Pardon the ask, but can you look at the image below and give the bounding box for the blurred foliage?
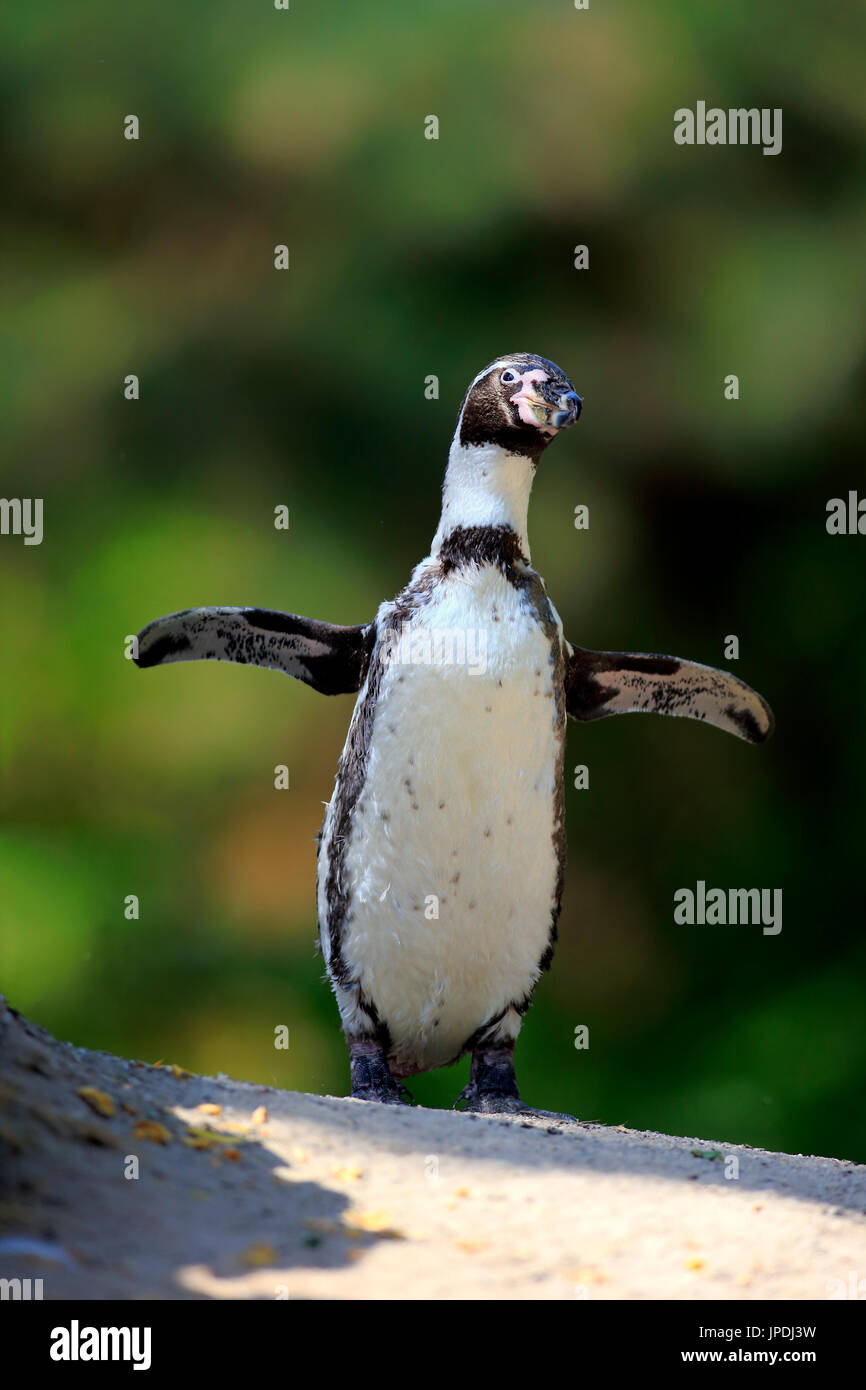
[1,1,865,1161]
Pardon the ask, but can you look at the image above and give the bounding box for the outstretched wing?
[565,644,773,744]
[134,606,372,696]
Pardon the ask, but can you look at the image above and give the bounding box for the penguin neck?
[431,435,536,563]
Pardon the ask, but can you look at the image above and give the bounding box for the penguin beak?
[551,389,583,429]
[510,384,583,435]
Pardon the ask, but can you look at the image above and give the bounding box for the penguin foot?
[348,1038,411,1106]
[453,1042,525,1114]
[454,1042,577,1121]
[454,1084,526,1115]
[352,1083,413,1105]
[454,1087,576,1122]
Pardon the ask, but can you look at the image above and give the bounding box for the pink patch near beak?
[509,369,558,435]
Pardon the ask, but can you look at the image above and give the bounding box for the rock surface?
[1,1001,864,1300]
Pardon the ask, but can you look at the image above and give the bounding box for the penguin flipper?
[134,606,372,695]
[564,644,774,744]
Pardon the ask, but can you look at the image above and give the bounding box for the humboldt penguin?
[135,353,773,1114]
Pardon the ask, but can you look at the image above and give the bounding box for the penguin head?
[457,353,582,461]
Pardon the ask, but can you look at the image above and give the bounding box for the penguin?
[134,352,773,1115]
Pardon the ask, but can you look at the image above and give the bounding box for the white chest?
[320,565,566,1073]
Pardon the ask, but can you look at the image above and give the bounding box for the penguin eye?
[500,369,520,385]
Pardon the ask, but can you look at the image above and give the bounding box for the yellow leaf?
[196,1103,222,1116]
[252,1106,268,1125]
[345,1210,405,1239]
[331,1164,363,1182]
[132,1120,171,1145]
[77,1087,115,1119]
[185,1126,244,1146]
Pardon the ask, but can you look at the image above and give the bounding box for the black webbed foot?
[453,1042,524,1114]
[348,1039,412,1105]
[453,1042,576,1122]
[454,1084,526,1115]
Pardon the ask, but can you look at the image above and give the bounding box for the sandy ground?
[1,998,864,1301]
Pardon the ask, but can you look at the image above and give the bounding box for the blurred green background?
[1,1,865,1161]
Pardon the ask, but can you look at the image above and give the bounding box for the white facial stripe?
[461,363,552,417]
[455,359,512,431]
[468,359,511,392]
